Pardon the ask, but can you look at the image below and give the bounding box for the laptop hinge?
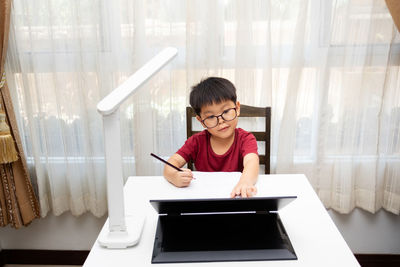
[256,210,272,214]
[163,211,276,216]
[167,212,180,216]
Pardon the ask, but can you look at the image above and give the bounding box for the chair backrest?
[186,105,271,174]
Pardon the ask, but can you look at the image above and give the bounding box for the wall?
[0,209,399,253]
[328,209,400,254]
[0,212,106,250]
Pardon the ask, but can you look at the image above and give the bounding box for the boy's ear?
[236,101,241,116]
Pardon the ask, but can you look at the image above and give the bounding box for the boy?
[163,77,259,198]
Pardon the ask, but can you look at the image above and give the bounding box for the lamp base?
[97,214,145,249]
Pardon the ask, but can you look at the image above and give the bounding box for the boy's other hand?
[230,182,257,198]
[171,168,194,188]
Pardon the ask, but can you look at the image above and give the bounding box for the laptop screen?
[150,196,296,215]
[150,196,297,263]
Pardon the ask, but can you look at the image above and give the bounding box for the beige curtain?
[0,0,40,228]
[5,0,400,216]
[386,0,400,32]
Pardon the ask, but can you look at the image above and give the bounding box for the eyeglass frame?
[200,107,238,129]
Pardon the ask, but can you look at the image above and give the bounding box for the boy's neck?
[209,129,236,155]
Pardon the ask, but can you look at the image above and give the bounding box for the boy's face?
[196,100,241,140]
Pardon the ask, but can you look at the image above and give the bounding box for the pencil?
[150,153,196,179]
[150,153,183,172]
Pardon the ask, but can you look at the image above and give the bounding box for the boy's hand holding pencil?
[170,168,194,188]
[151,153,195,188]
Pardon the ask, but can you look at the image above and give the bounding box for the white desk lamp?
[96,47,178,249]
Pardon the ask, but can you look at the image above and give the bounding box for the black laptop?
[150,196,297,263]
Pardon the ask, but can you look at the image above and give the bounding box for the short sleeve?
[176,135,199,163]
[240,131,258,157]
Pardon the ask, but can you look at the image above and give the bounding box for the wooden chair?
[186,105,271,174]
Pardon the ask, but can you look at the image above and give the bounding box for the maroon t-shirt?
[177,128,258,172]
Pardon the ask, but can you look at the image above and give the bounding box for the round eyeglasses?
[201,107,237,129]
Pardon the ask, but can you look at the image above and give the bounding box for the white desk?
[83,173,360,267]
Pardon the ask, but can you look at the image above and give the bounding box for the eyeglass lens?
[203,108,237,128]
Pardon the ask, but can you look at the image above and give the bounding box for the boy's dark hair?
[189,77,237,115]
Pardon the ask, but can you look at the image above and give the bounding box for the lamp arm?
[97,47,178,115]
[96,47,178,248]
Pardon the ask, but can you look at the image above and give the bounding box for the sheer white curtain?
[5,0,400,217]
